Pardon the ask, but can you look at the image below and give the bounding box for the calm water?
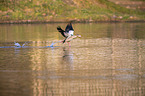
[0,23,145,96]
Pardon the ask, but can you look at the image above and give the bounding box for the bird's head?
[76,34,81,38]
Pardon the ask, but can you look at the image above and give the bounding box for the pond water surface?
[0,23,145,96]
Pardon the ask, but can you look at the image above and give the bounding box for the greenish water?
[0,23,145,96]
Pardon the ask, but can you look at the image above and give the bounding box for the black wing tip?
[57,26,66,38]
[57,26,61,30]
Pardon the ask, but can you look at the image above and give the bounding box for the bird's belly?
[69,30,74,36]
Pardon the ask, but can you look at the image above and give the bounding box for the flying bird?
[57,22,81,46]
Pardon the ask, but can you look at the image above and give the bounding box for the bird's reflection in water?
[14,48,21,56]
[62,47,74,70]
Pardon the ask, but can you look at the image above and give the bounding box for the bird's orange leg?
[67,42,71,47]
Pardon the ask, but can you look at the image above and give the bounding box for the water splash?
[46,41,61,47]
[50,42,56,47]
[14,41,28,48]
[0,41,61,48]
[22,42,27,47]
[14,42,21,48]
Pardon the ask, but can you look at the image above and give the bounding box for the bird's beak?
[77,34,81,38]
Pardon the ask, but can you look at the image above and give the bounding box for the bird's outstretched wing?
[65,23,74,32]
[57,26,66,37]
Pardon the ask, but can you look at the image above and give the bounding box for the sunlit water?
[0,23,145,96]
